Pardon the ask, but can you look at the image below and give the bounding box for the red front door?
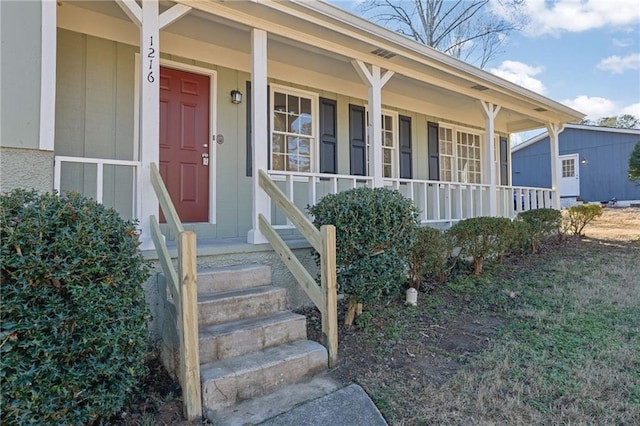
[159,66,210,222]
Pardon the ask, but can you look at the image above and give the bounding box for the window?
[439,127,454,181]
[366,111,398,178]
[439,125,482,183]
[271,88,316,172]
[382,114,396,178]
[562,158,575,178]
[456,131,481,183]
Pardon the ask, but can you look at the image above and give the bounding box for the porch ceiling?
[64,0,584,133]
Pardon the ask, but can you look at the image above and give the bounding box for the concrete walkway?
[259,384,388,426]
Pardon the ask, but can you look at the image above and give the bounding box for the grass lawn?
[321,208,640,425]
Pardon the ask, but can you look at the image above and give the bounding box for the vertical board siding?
[215,67,240,238]
[0,1,42,150]
[55,29,136,218]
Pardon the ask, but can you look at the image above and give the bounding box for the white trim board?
[39,0,56,151]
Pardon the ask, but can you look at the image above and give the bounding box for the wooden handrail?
[259,170,322,252]
[149,162,201,421]
[150,162,184,237]
[258,170,338,366]
[258,214,324,308]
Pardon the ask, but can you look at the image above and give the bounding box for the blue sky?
[328,0,640,140]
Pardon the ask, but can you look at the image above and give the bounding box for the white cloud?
[494,0,640,36]
[489,60,546,94]
[612,38,634,48]
[561,96,640,120]
[622,103,640,118]
[597,53,640,74]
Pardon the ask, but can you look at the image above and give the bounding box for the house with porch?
[1,0,584,421]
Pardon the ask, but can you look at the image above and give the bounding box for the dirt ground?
[114,207,639,425]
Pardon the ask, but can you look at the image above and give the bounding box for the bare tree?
[580,115,640,129]
[361,0,526,68]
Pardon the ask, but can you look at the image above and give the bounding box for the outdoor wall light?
[230,89,243,104]
[581,157,588,165]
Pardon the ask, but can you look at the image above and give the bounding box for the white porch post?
[352,60,394,188]
[116,0,191,249]
[480,101,501,216]
[248,28,270,244]
[547,123,564,209]
[112,0,161,250]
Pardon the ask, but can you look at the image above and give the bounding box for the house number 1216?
[147,36,156,83]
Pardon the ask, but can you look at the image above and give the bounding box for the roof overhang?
[61,0,585,133]
[512,123,640,153]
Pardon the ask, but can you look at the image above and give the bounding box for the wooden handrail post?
[320,225,338,367]
[179,231,202,420]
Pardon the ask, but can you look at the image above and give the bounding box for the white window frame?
[562,158,575,178]
[365,108,399,178]
[438,126,454,182]
[438,123,483,184]
[269,84,319,173]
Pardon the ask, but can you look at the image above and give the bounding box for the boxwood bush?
[1,190,151,425]
[407,225,455,288]
[448,217,513,275]
[517,208,562,253]
[566,203,603,237]
[308,187,418,324]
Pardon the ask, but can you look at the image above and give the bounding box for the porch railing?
[53,155,141,218]
[149,162,201,421]
[266,170,556,227]
[258,170,338,367]
[384,178,491,224]
[498,185,555,218]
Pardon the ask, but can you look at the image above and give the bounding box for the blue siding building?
[512,124,640,205]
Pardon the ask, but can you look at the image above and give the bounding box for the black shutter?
[319,98,337,174]
[427,121,440,180]
[349,104,366,176]
[399,115,412,179]
[245,82,270,176]
[499,135,509,185]
[246,81,252,176]
[267,85,270,170]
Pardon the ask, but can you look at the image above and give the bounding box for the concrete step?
[206,374,341,426]
[201,340,328,412]
[198,285,287,327]
[197,264,271,295]
[199,311,307,364]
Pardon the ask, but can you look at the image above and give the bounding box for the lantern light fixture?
[230,89,243,104]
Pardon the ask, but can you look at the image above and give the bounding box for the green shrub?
[407,226,455,288]
[1,190,151,425]
[566,204,603,237]
[448,217,513,275]
[507,219,533,255]
[517,208,562,253]
[308,187,418,324]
